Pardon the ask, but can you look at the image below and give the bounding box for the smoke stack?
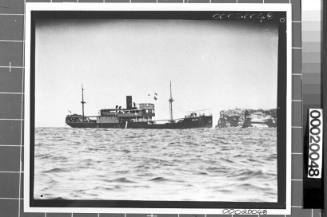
[126,96,132,109]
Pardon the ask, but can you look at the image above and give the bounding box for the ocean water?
[34,127,277,202]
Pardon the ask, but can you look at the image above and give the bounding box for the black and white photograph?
[24,3,292,213]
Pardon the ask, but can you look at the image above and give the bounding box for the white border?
[24,3,292,215]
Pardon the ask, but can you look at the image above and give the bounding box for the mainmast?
[169,81,174,122]
[81,85,86,122]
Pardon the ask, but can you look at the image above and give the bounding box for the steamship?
[65,83,212,129]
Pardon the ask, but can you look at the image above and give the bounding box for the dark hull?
[66,116,212,129]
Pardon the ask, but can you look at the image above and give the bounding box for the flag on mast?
[148,92,158,101]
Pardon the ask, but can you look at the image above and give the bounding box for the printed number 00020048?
[308,109,323,179]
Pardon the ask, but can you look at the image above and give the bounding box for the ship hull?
[66,116,212,129]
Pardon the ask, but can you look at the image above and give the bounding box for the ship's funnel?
[126,96,133,109]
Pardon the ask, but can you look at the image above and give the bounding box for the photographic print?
[24,3,292,214]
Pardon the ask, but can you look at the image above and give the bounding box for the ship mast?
[169,81,174,122]
[81,85,86,122]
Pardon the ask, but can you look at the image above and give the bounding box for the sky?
[35,18,278,127]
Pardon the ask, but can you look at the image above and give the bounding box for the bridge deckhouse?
[99,96,155,122]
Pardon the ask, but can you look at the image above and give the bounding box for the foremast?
[81,85,86,122]
[169,81,174,123]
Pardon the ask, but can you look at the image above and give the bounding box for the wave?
[150,177,169,182]
[106,177,136,183]
[149,177,184,183]
[36,153,52,159]
[237,183,273,192]
[236,169,264,177]
[43,168,67,173]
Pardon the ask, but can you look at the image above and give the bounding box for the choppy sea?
[34,127,277,202]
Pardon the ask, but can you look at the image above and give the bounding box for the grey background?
[0,0,319,217]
